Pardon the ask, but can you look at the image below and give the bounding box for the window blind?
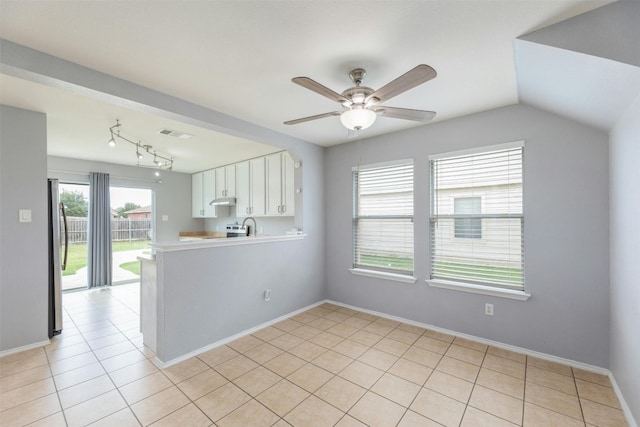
[430,143,524,290]
[353,160,414,275]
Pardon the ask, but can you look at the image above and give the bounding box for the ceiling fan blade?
[292,77,350,104]
[366,64,437,104]
[374,106,436,122]
[284,111,342,125]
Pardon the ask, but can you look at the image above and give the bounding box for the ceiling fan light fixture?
[340,107,376,131]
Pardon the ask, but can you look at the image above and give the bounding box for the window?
[454,197,482,239]
[429,142,524,291]
[353,160,414,276]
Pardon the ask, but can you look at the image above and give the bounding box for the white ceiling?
[0,0,616,173]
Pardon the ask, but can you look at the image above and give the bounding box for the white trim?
[153,300,325,368]
[0,339,50,359]
[428,140,524,160]
[151,296,637,427]
[153,233,306,253]
[427,278,531,301]
[349,268,417,284]
[608,373,639,427]
[326,299,613,374]
[351,157,413,172]
[326,299,638,426]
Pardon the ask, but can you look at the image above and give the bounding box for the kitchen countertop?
[178,231,227,241]
[154,233,306,252]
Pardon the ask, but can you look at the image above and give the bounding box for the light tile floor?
[0,283,629,426]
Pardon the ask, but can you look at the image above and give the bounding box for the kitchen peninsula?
[139,233,308,366]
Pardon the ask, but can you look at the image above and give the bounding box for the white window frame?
[350,159,416,283]
[427,141,530,300]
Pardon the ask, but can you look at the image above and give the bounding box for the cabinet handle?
[282,205,286,213]
[246,207,249,214]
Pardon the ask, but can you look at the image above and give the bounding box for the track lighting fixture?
[107,119,174,171]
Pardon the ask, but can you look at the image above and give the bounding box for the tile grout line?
[3,290,628,427]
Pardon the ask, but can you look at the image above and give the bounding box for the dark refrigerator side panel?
[48,179,63,337]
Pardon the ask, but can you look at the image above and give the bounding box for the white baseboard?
[326,299,637,427]
[608,372,639,427]
[153,300,326,369]
[0,339,50,359]
[152,298,637,427]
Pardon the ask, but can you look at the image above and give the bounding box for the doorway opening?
[110,186,153,285]
[59,183,153,291]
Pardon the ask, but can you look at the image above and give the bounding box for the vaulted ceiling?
[1,0,637,173]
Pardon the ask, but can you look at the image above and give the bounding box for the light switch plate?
[19,209,32,223]
[162,215,169,221]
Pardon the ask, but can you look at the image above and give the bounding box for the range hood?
[209,197,236,206]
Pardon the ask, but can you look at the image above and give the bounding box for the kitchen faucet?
[242,216,257,236]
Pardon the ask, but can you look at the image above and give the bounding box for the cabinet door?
[282,152,295,215]
[191,172,204,217]
[225,165,236,198]
[214,167,226,199]
[265,153,282,215]
[235,161,250,217]
[250,157,266,216]
[203,169,217,217]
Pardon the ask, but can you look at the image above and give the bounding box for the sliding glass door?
[59,183,153,290]
[59,183,90,291]
[109,187,153,285]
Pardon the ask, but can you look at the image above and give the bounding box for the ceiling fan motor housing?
[341,86,375,107]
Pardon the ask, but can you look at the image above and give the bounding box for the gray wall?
[48,156,201,244]
[156,238,325,362]
[0,105,49,351]
[325,103,611,367]
[1,40,327,359]
[609,96,640,421]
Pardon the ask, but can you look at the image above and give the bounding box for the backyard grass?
[358,254,413,272]
[433,261,522,286]
[119,261,140,276]
[62,240,150,276]
[357,255,522,286]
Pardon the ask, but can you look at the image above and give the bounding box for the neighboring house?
[123,205,152,220]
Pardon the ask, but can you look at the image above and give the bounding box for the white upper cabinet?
[192,172,204,217]
[235,158,265,217]
[266,152,295,216]
[192,169,218,218]
[203,169,217,217]
[193,151,292,219]
[236,161,250,217]
[215,165,236,199]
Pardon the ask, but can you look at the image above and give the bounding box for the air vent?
[157,128,193,139]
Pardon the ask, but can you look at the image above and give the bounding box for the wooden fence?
[65,217,152,244]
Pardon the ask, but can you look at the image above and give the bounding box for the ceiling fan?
[284,64,437,132]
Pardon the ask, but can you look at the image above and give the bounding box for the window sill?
[350,268,417,284]
[426,279,531,301]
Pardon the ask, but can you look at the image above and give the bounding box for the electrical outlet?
[485,303,494,316]
[264,289,272,302]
